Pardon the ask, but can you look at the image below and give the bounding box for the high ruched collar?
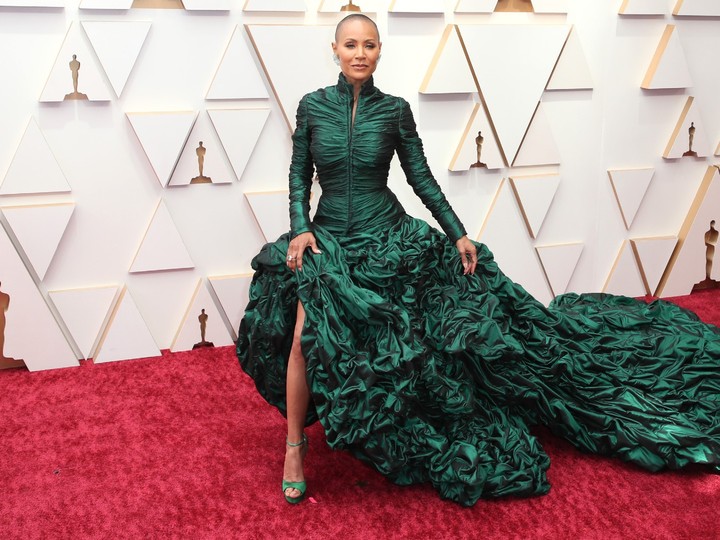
[336,73,377,97]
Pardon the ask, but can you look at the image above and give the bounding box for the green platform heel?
[282,433,308,504]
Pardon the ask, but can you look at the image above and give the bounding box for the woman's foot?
[282,434,308,503]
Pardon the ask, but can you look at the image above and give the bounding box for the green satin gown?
[236,75,720,506]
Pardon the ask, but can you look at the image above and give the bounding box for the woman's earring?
[333,54,340,66]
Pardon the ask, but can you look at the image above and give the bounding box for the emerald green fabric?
[237,75,720,506]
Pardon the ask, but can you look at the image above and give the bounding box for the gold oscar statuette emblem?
[494,0,534,12]
[682,122,698,157]
[193,308,215,349]
[64,54,89,101]
[692,219,720,292]
[190,142,212,184]
[0,281,26,370]
[341,0,361,12]
[470,131,487,169]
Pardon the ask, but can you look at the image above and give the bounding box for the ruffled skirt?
[236,215,720,506]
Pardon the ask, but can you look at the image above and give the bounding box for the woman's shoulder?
[300,83,339,104]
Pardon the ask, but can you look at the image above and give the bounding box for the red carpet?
[1,291,720,539]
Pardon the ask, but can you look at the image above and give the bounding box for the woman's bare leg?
[283,301,310,498]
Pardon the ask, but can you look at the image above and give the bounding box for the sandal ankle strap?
[286,433,308,447]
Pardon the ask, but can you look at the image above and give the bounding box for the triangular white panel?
[129,200,195,273]
[126,111,198,187]
[454,0,495,12]
[209,274,253,341]
[40,22,113,102]
[94,287,161,363]
[80,0,133,8]
[0,0,63,5]
[171,280,234,352]
[82,21,151,98]
[450,102,504,171]
[546,28,593,91]
[603,241,646,298]
[478,180,553,305]
[2,204,75,281]
[208,109,270,183]
[49,286,119,359]
[243,0,306,10]
[673,0,720,16]
[663,97,711,159]
[247,25,337,131]
[420,25,477,95]
[183,0,231,9]
[534,0,567,12]
[716,141,720,156]
[0,227,77,371]
[245,191,291,242]
[319,0,385,12]
[659,167,720,297]
[459,24,570,164]
[607,168,654,230]
[535,243,583,297]
[509,174,560,239]
[0,119,71,196]
[168,113,235,186]
[630,237,677,296]
[512,103,561,167]
[390,0,444,12]
[206,26,269,100]
[619,0,667,15]
[641,25,692,90]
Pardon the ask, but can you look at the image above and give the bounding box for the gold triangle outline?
[455,25,509,168]
[655,165,719,296]
[508,173,559,239]
[534,242,583,297]
[629,236,677,296]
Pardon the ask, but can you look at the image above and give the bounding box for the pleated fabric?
[237,216,720,506]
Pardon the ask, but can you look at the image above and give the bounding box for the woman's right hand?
[286,232,322,272]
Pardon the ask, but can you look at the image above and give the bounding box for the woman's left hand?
[455,235,477,275]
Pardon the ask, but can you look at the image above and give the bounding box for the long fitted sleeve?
[288,96,315,237]
[396,98,467,243]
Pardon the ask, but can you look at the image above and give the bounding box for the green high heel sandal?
[282,433,308,504]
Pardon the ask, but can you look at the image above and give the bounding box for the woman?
[237,14,720,506]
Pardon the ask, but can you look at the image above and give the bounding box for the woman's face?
[332,18,381,87]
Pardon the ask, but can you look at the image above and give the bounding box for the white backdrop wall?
[0,0,719,370]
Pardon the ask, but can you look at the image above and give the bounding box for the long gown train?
[237,215,720,506]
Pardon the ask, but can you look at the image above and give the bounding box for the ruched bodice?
[237,75,720,506]
[289,75,466,242]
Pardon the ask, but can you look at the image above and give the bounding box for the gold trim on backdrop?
[629,237,678,296]
[508,174,559,239]
[455,25,509,167]
[494,0,533,12]
[641,25,675,89]
[419,24,454,94]
[511,101,540,167]
[476,178,506,240]
[602,240,633,293]
[663,96,693,158]
[544,25,574,91]
[655,166,719,296]
[132,0,184,8]
[534,243,584,297]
